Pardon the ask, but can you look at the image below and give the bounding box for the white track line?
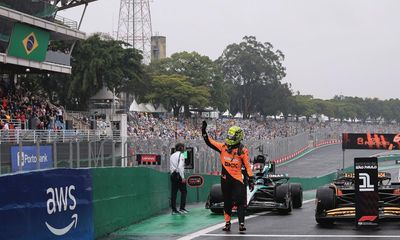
[302,199,315,204]
[202,234,400,238]
[178,200,315,240]
[177,214,260,240]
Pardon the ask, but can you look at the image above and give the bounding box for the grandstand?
[0,0,129,175]
[0,0,98,130]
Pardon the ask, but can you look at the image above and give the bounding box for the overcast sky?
[62,0,400,100]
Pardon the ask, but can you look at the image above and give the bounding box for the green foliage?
[217,36,287,118]
[291,95,315,122]
[148,51,227,112]
[145,74,210,117]
[68,34,145,109]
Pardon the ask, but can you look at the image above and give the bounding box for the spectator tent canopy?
[129,99,141,112]
[154,104,167,113]
[129,100,167,113]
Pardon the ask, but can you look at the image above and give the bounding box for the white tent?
[144,103,156,112]
[154,104,168,113]
[234,112,243,119]
[129,99,141,112]
[138,103,151,112]
[222,110,232,117]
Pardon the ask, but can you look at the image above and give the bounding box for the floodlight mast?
[117,0,152,64]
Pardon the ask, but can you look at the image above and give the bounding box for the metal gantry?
[117,0,152,63]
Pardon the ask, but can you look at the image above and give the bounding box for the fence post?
[88,141,91,168]
[69,141,73,168]
[112,141,115,167]
[19,141,23,172]
[101,140,104,167]
[36,140,41,170]
[77,141,80,168]
[53,141,57,168]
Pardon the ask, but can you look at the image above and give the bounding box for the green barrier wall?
[92,167,219,238]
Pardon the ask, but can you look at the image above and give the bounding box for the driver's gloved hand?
[248,176,255,191]
[201,121,208,136]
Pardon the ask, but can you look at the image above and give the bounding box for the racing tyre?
[315,186,335,225]
[208,184,223,213]
[290,183,303,209]
[275,184,292,214]
[210,184,223,203]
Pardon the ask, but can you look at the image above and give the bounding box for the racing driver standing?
[201,120,254,232]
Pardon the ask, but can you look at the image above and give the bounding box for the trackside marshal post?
[355,157,379,228]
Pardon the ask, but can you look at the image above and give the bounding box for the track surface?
[190,201,400,240]
[277,144,383,177]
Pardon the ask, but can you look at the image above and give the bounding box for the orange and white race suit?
[203,135,253,223]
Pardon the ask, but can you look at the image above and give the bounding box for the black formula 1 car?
[205,155,303,214]
[315,171,400,225]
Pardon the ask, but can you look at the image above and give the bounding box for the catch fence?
[0,129,340,175]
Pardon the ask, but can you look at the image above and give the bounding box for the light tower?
[117,0,152,63]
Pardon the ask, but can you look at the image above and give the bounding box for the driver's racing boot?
[239,223,246,232]
[222,222,231,231]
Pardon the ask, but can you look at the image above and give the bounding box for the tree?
[218,36,286,118]
[364,98,382,122]
[321,100,336,121]
[145,74,210,117]
[68,33,145,110]
[291,95,315,122]
[148,51,227,115]
[257,82,292,119]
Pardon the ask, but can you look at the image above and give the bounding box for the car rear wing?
[335,172,391,185]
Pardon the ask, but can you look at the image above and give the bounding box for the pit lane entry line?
[201,234,400,238]
[177,199,315,240]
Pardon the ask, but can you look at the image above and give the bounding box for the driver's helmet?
[253,163,264,172]
[225,126,244,146]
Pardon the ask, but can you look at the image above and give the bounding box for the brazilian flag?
[7,23,50,62]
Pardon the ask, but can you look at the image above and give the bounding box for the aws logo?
[22,32,38,55]
[45,185,78,236]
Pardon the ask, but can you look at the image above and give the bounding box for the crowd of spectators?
[127,112,400,141]
[0,83,64,131]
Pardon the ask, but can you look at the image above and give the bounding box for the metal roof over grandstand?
[0,6,86,40]
[0,52,72,74]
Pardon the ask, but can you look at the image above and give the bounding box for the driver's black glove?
[201,121,208,137]
[248,176,255,191]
